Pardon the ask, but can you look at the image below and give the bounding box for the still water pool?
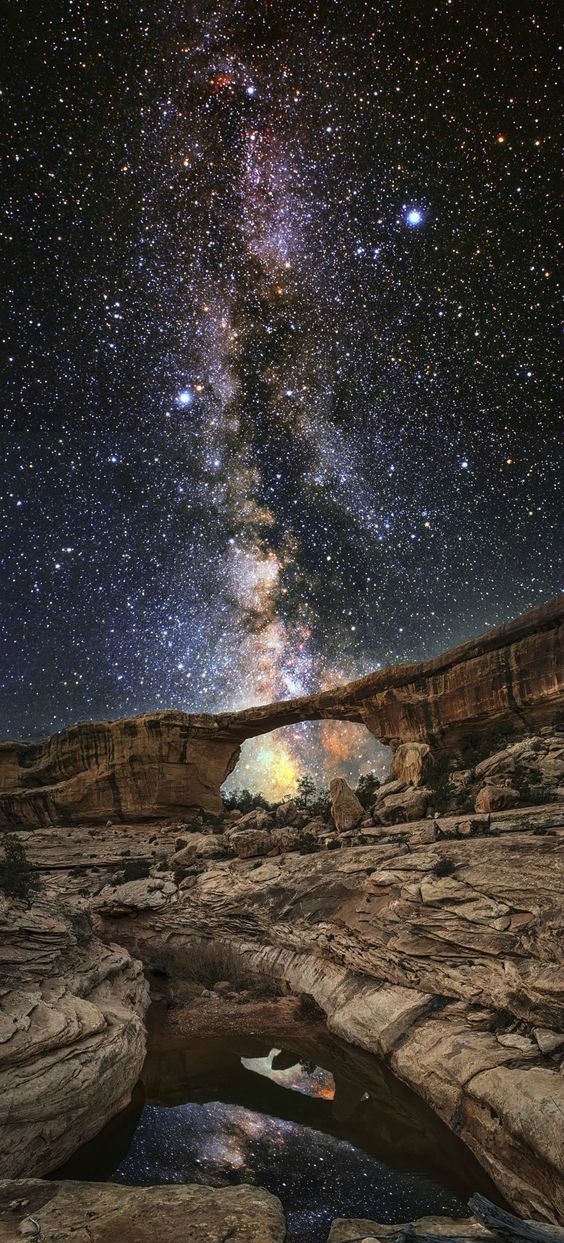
[56,1031,499,1243]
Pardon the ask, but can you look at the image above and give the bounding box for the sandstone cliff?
[0,596,562,825]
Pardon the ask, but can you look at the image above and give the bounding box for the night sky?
[2,2,560,792]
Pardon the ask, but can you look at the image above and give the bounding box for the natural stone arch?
[0,596,562,825]
[221,719,392,804]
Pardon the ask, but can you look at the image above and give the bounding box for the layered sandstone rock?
[0,596,562,825]
[0,715,240,827]
[330,777,364,830]
[328,1213,564,1240]
[91,809,564,1224]
[0,897,149,1179]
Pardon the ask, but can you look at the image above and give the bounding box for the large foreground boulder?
[475,784,520,813]
[374,785,430,823]
[0,1181,286,1243]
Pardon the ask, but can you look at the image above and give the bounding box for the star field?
[1,2,561,792]
[112,1100,466,1243]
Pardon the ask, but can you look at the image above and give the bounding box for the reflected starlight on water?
[112,1099,466,1243]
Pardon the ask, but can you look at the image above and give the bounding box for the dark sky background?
[1,1,561,792]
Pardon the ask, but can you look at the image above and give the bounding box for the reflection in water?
[112,1099,466,1243]
[54,1029,501,1243]
[241,1048,336,1099]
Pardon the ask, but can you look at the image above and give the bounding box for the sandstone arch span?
[0,595,562,826]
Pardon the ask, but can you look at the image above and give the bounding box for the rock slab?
[0,1181,286,1243]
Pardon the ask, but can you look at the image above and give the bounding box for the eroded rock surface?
[87,805,564,1224]
[0,898,149,1179]
[330,777,364,830]
[328,1214,564,1240]
[0,595,561,824]
[0,1180,286,1243]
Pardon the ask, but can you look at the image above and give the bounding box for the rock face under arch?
[0,595,562,826]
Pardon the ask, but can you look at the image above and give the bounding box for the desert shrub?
[173,866,192,883]
[355,772,381,808]
[295,775,317,809]
[183,940,254,987]
[295,775,331,818]
[116,858,151,884]
[459,723,517,767]
[0,836,38,902]
[312,791,331,818]
[298,831,318,854]
[223,788,273,813]
[170,938,279,998]
[427,756,456,814]
[433,856,455,877]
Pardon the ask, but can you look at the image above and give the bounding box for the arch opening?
[222,719,392,803]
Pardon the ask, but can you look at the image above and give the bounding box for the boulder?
[534,1028,564,1055]
[538,750,564,783]
[375,787,430,824]
[275,800,299,825]
[230,829,273,859]
[475,746,518,780]
[375,778,407,796]
[391,742,434,786]
[330,778,364,830]
[94,877,177,914]
[232,809,273,832]
[475,785,520,813]
[275,826,303,852]
[0,1180,287,1243]
[230,827,302,859]
[171,834,227,867]
[408,823,438,846]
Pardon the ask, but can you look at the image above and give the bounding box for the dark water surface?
[56,1031,500,1243]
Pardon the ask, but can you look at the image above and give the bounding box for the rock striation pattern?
[0,596,562,824]
[0,897,149,1179]
[91,804,564,1225]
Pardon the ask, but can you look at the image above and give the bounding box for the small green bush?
[0,836,38,902]
[459,723,517,767]
[223,788,273,813]
[295,775,317,809]
[355,772,381,808]
[433,856,455,878]
[427,756,456,814]
[295,774,330,818]
[114,859,151,885]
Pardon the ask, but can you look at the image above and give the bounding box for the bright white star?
[177,390,192,406]
[406,208,423,226]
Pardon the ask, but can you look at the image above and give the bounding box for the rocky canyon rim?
[0,598,563,1238]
